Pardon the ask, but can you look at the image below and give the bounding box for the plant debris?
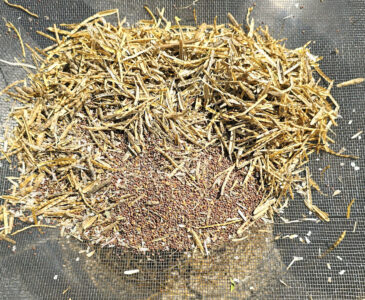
[350,130,362,139]
[3,0,39,18]
[0,7,346,251]
[287,256,303,270]
[336,77,364,88]
[319,230,347,258]
[332,190,341,197]
[5,20,26,58]
[346,198,355,219]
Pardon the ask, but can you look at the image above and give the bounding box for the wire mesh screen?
[0,0,364,299]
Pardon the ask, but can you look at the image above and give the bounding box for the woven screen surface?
[0,1,364,299]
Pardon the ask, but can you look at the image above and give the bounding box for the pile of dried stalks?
[0,8,348,249]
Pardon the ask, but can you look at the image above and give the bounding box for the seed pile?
[0,8,344,250]
[70,136,261,251]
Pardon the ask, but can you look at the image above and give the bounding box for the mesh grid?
[0,0,364,299]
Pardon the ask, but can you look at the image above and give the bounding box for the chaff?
[337,78,364,88]
[4,0,39,18]
[0,7,346,249]
[5,21,26,57]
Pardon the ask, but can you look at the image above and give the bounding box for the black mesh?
[0,0,364,299]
